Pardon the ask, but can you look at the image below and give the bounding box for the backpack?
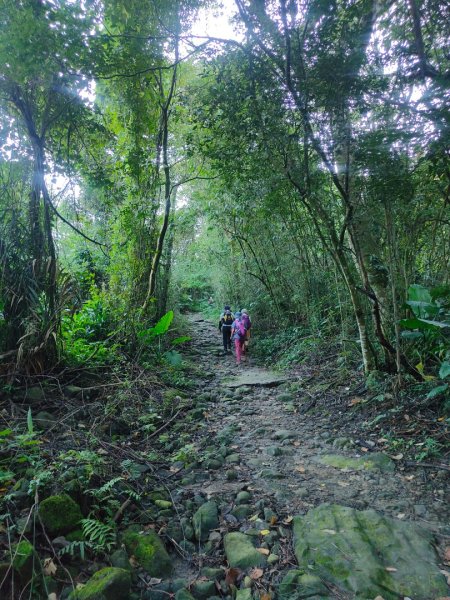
[222,310,233,326]
[235,319,247,340]
[241,314,251,330]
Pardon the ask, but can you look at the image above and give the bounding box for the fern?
[94,477,124,496]
[81,518,116,553]
[58,541,87,560]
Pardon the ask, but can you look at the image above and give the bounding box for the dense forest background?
[1,2,450,598]
[0,0,449,387]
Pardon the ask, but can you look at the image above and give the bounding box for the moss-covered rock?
[224,532,267,569]
[68,567,131,599]
[122,527,172,576]
[193,501,219,541]
[12,540,36,583]
[39,494,83,535]
[235,589,252,600]
[191,579,216,598]
[293,503,449,599]
[318,452,394,472]
[278,570,327,599]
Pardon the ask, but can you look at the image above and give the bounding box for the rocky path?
[136,315,450,599]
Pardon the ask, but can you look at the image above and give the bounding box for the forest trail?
[159,314,450,599]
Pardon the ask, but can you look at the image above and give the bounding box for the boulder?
[279,570,327,599]
[318,452,394,472]
[39,494,82,535]
[12,540,36,583]
[293,503,449,599]
[224,532,267,569]
[68,567,131,599]
[122,527,172,577]
[35,411,56,431]
[193,501,219,541]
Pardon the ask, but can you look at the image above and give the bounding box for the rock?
[236,491,251,504]
[223,368,290,388]
[191,579,216,598]
[39,494,83,535]
[12,540,36,583]
[318,452,394,472]
[279,570,328,599]
[122,528,172,576]
[226,469,238,481]
[64,385,84,397]
[293,503,449,599]
[271,430,295,441]
[235,589,252,600]
[204,459,223,470]
[201,567,224,580]
[154,500,173,509]
[225,453,240,464]
[277,392,294,403]
[332,437,354,449]
[34,411,56,430]
[193,501,219,541]
[224,532,267,569]
[25,386,45,402]
[265,446,283,457]
[110,549,131,571]
[232,505,253,520]
[258,468,284,479]
[68,567,131,599]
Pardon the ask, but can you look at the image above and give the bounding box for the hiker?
[241,309,252,350]
[219,305,234,353]
[231,311,247,365]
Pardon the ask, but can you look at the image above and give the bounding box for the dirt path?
[158,314,450,599]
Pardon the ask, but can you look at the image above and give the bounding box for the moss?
[293,504,449,599]
[318,453,394,472]
[122,528,172,576]
[12,540,36,582]
[68,567,131,600]
[39,494,83,535]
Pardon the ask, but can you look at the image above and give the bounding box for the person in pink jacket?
[231,312,247,365]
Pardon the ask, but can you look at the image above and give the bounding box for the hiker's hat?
[241,309,248,314]
[224,305,230,310]
[235,311,242,318]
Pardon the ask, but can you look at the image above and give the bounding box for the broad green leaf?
[405,300,439,318]
[164,350,183,367]
[439,361,450,380]
[407,284,432,304]
[171,336,191,345]
[399,318,449,330]
[425,384,448,400]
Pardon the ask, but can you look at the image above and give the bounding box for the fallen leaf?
[404,475,415,481]
[292,441,301,447]
[348,397,362,406]
[97,448,108,455]
[260,529,270,535]
[48,594,57,600]
[322,529,336,535]
[260,594,272,600]
[385,567,397,572]
[269,515,278,525]
[396,513,406,520]
[148,578,162,585]
[373,596,385,600]
[43,558,57,576]
[294,465,306,473]
[440,569,450,585]
[249,567,264,580]
[361,447,369,452]
[249,514,260,522]
[283,515,294,524]
[390,453,403,460]
[444,547,450,564]
[225,567,242,586]
[257,547,270,555]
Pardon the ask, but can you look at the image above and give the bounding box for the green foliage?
[81,518,116,554]
[138,310,174,342]
[62,286,118,366]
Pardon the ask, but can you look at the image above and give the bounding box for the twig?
[146,408,183,440]
[113,498,132,523]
